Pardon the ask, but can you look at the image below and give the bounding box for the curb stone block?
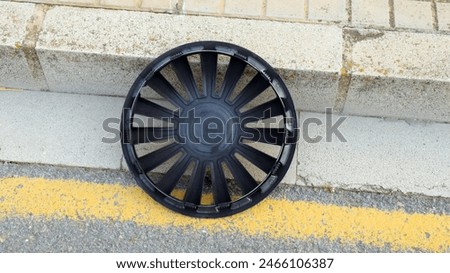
[394,0,433,30]
[352,0,390,27]
[0,2,44,90]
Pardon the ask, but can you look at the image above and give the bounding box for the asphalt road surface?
[0,162,448,252]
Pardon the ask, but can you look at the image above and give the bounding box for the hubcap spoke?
[240,128,285,146]
[201,53,217,97]
[134,97,177,119]
[184,160,206,205]
[236,145,277,174]
[147,72,187,107]
[138,143,182,172]
[241,99,284,124]
[226,156,258,194]
[157,153,191,195]
[218,58,246,100]
[130,127,174,144]
[232,73,270,109]
[171,56,199,100]
[211,161,231,204]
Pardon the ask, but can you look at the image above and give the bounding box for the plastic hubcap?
[121,41,298,218]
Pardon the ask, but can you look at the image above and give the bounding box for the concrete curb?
[0,2,449,123]
[0,90,449,198]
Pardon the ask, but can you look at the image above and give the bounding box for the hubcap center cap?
[179,101,238,156]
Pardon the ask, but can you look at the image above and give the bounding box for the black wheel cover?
[121,41,297,218]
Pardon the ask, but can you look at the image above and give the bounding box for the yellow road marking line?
[0,177,449,252]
